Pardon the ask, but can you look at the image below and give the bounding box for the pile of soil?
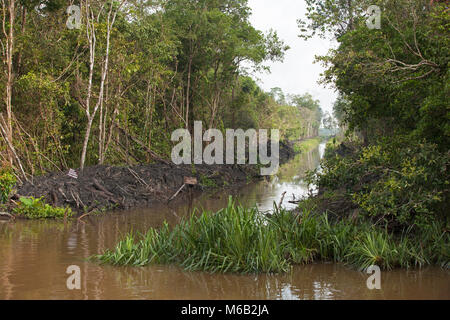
[15,141,296,213]
[16,164,255,213]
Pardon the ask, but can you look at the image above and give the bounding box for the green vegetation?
[0,0,322,177]
[293,137,322,154]
[0,167,16,204]
[199,174,219,189]
[13,196,72,220]
[1,0,446,274]
[309,138,449,231]
[264,92,323,141]
[96,198,449,273]
[0,167,71,219]
[297,0,449,241]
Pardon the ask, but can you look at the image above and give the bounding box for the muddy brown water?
[1,143,449,300]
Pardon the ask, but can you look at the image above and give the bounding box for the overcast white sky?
[247,0,337,114]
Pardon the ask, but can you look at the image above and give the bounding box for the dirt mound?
[16,164,255,213]
[16,141,296,214]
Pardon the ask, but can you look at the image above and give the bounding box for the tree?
[164,0,288,132]
[76,0,125,169]
[288,93,322,138]
[269,87,286,105]
[322,111,338,133]
[300,0,449,148]
[298,0,371,40]
[1,0,16,165]
[0,0,294,176]
[298,0,449,231]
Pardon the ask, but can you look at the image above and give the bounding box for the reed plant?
[96,197,449,274]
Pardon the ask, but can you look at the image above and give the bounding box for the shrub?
[309,137,449,231]
[0,168,16,204]
[200,174,218,188]
[13,196,72,219]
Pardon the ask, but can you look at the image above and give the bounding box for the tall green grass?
[96,197,449,274]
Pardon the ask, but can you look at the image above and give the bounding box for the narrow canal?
[1,142,448,299]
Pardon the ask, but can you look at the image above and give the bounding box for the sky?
[247,0,338,115]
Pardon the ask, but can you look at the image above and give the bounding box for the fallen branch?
[167,184,186,203]
[0,212,15,220]
[278,191,287,208]
[77,212,90,223]
[92,178,114,197]
[127,167,150,188]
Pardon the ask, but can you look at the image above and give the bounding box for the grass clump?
[97,198,290,273]
[13,196,72,219]
[96,197,449,274]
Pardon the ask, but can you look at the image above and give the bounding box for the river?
[0,142,448,300]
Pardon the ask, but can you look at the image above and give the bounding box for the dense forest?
[0,0,323,182]
[300,0,449,232]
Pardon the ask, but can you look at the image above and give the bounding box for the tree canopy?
[0,0,322,177]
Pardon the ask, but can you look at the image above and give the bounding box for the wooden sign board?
[184,176,198,185]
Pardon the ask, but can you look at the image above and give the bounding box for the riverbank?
[6,140,308,216]
[95,137,449,273]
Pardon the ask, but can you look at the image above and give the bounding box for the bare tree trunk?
[208,92,220,131]
[2,0,15,165]
[80,115,94,168]
[80,0,124,169]
[186,54,192,130]
[16,4,24,75]
[0,113,27,181]
[144,80,151,163]
[98,91,104,163]
[145,83,156,162]
[347,0,353,31]
[79,0,96,169]
[149,85,156,151]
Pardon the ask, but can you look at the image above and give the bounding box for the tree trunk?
[186,54,193,130]
[80,116,93,169]
[2,0,15,165]
[80,0,123,169]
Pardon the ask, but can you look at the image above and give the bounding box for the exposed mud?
[15,141,296,214]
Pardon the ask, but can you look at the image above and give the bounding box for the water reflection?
[0,142,449,300]
[232,142,325,212]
